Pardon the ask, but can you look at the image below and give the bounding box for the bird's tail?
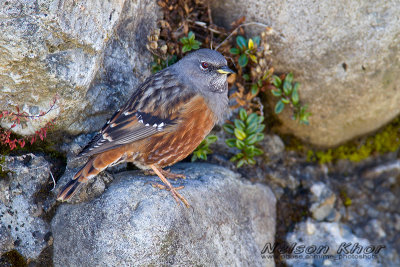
[57,157,97,201]
[57,150,123,201]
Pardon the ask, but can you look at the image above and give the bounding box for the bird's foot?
[149,165,190,208]
[151,183,184,191]
[144,168,186,180]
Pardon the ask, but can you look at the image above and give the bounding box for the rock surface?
[309,182,337,221]
[286,219,380,267]
[52,163,276,267]
[0,0,159,136]
[0,154,53,261]
[211,0,400,147]
[251,146,400,267]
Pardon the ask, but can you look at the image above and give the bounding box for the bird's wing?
[78,69,196,157]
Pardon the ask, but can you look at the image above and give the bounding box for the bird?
[57,48,234,207]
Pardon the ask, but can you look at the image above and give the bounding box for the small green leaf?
[237,158,246,168]
[205,135,218,143]
[275,100,285,114]
[258,115,264,124]
[251,86,259,96]
[262,69,272,80]
[191,154,197,162]
[255,125,265,133]
[234,128,247,140]
[223,124,235,134]
[236,139,245,149]
[247,158,256,165]
[243,74,250,81]
[283,80,292,95]
[255,133,264,142]
[285,72,294,83]
[245,133,258,145]
[238,54,248,67]
[249,54,257,63]
[291,84,299,105]
[272,75,282,88]
[230,155,238,162]
[246,113,258,126]
[253,148,263,156]
[182,45,190,53]
[251,84,258,94]
[239,108,247,121]
[225,138,237,147]
[236,36,247,49]
[281,98,290,104]
[246,122,258,134]
[192,42,200,50]
[293,82,300,92]
[234,119,246,131]
[188,31,195,40]
[253,36,261,46]
[244,145,255,155]
[230,153,243,162]
[271,89,282,97]
[179,37,188,44]
[230,47,240,55]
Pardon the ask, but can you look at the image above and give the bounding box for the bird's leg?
[144,168,186,180]
[149,164,190,208]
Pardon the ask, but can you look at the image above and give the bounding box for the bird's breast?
[130,96,216,168]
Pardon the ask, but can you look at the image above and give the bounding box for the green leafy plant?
[224,108,265,167]
[271,73,311,125]
[191,135,218,162]
[150,55,178,73]
[229,35,260,67]
[249,68,274,96]
[180,31,201,53]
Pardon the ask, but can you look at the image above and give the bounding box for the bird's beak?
[217,66,235,74]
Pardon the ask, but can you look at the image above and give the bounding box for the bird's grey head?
[172,48,234,94]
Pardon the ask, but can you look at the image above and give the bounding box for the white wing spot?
[103,133,113,141]
[152,124,157,127]
[145,123,150,126]
[157,122,165,130]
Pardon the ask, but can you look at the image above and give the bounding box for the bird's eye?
[200,62,209,70]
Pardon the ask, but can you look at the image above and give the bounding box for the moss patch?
[0,250,27,267]
[0,155,10,178]
[285,117,400,164]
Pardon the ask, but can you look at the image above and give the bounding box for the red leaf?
[19,139,25,148]
[31,136,35,144]
[9,140,16,150]
[16,106,20,113]
[10,124,16,128]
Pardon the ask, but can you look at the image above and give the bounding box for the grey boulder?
[0,154,53,261]
[211,0,400,147]
[0,0,159,137]
[52,163,276,266]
